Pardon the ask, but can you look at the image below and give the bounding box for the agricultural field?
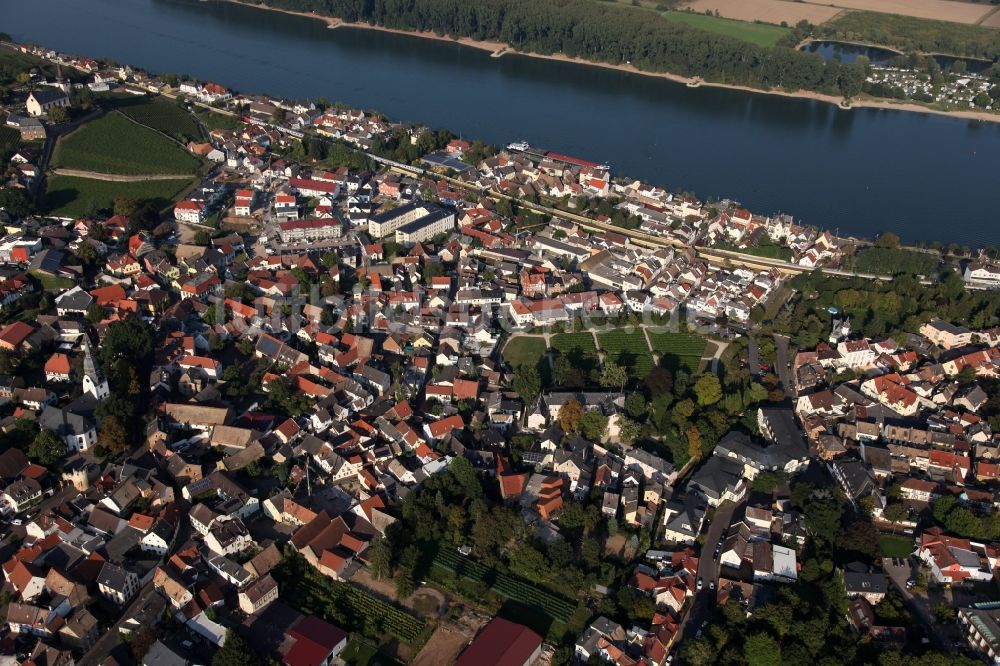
[661,11,790,46]
[51,112,202,175]
[280,556,426,643]
[43,175,193,218]
[680,0,842,27]
[850,246,940,276]
[550,332,598,358]
[0,126,19,162]
[195,106,243,131]
[112,96,203,142]
[502,336,547,368]
[648,331,707,371]
[433,549,577,624]
[597,330,655,379]
[822,0,992,25]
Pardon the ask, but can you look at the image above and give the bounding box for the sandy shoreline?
[218,0,1000,124]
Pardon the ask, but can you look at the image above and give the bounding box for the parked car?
[697,577,703,591]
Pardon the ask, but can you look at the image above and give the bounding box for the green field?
[662,11,789,47]
[113,96,203,142]
[879,534,915,558]
[550,332,598,358]
[648,331,706,371]
[52,112,202,175]
[43,175,193,218]
[503,336,547,368]
[597,330,654,379]
[195,106,243,131]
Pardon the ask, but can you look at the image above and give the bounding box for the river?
[4,0,1000,246]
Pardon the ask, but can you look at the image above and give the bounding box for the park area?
[43,175,193,218]
[51,112,202,175]
[648,331,707,371]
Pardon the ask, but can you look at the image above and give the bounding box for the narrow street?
[674,500,738,645]
[773,334,794,398]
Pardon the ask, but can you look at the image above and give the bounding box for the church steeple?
[82,337,109,401]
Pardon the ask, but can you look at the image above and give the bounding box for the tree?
[671,398,695,428]
[579,411,608,442]
[512,365,541,412]
[449,456,482,499]
[618,416,641,445]
[625,392,647,419]
[600,361,628,391]
[114,197,138,218]
[193,230,210,246]
[48,105,69,124]
[883,503,908,524]
[686,425,702,460]
[367,535,393,580]
[29,430,64,465]
[693,374,722,406]
[212,631,262,666]
[98,415,129,456]
[745,631,781,666]
[558,398,584,434]
[0,188,33,218]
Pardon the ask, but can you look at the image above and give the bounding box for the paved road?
[773,334,794,398]
[674,500,738,646]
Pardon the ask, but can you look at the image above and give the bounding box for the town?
[0,38,999,666]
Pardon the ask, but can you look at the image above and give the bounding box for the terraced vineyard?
[433,549,576,623]
[648,331,707,371]
[597,330,654,379]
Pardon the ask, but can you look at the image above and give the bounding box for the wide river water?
[4,0,1000,246]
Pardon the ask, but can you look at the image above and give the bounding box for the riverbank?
[218,0,1000,125]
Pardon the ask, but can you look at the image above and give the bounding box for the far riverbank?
[219,0,1000,125]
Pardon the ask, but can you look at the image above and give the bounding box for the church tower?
[82,337,109,401]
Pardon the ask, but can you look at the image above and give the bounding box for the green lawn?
[43,175,193,218]
[648,331,707,372]
[851,247,940,276]
[29,271,76,291]
[340,640,404,666]
[112,96,203,142]
[879,534,914,558]
[52,112,202,175]
[662,11,789,47]
[503,336,548,368]
[597,330,655,379]
[550,332,598,358]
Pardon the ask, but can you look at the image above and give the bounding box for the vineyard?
[550,332,598,359]
[52,112,202,175]
[43,175,193,218]
[597,330,654,379]
[0,126,20,163]
[648,331,706,371]
[433,549,576,623]
[114,96,203,142]
[275,555,426,643]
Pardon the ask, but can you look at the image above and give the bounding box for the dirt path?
[49,168,193,182]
